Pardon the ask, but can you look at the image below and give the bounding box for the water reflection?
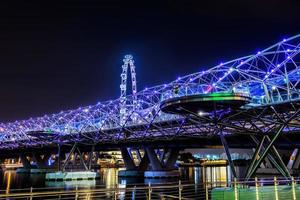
[1,170,46,190]
[0,166,229,191]
[45,179,96,188]
[202,166,229,187]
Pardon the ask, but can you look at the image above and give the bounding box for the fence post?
[75,186,78,200]
[29,187,33,200]
[274,177,278,200]
[234,177,238,200]
[205,180,209,200]
[255,177,259,200]
[114,183,118,200]
[132,186,136,200]
[148,182,152,200]
[178,180,182,200]
[292,176,296,200]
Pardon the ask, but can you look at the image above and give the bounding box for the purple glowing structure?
[0,35,300,156]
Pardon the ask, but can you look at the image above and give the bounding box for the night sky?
[0,0,299,122]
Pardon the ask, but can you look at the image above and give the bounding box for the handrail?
[0,177,299,200]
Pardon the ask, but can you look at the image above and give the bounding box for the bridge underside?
[1,133,299,159]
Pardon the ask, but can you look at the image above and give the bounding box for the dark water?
[0,166,230,191]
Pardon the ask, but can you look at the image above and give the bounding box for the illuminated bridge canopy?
[1,35,300,149]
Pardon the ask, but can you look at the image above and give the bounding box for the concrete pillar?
[43,153,51,163]
[160,149,167,163]
[135,149,142,162]
[164,148,179,169]
[121,147,136,170]
[138,151,149,171]
[20,155,31,169]
[32,153,47,169]
[145,147,163,171]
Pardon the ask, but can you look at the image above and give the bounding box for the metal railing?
[0,177,299,200]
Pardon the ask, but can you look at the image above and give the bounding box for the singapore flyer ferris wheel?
[119,54,137,124]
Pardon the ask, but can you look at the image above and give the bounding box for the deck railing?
[0,177,298,200]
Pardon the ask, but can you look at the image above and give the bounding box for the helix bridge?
[1,34,300,156]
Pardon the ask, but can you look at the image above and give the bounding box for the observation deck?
[160,92,251,115]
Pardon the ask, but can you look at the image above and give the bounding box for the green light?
[200,92,249,102]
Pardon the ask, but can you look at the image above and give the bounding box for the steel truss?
[0,34,299,176]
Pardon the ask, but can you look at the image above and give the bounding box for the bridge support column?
[88,145,95,170]
[144,147,180,178]
[134,149,142,162]
[293,149,300,170]
[288,148,298,169]
[20,155,31,169]
[32,153,47,169]
[245,124,292,180]
[46,143,99,181]
[119,147,144,177]
[145,147,163,171]
[121,147,136,170]
[57,144,65,171]
[119,146,180,178]
[164,148,180,170]
[17,155,32,173]
[31,153,52,173]
[220,134,237,179]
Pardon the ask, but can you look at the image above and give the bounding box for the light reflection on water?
[0,166,229,191]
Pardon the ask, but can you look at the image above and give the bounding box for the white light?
[257,51,261,55]
[272,86,276,90]
[198,111,207,116]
